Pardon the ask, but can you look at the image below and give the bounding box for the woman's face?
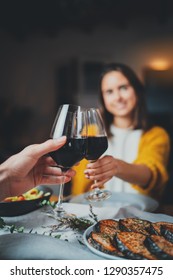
[101,71,137,120]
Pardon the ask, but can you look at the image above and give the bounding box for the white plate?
[71,192,159,212]
[83,224,126,260]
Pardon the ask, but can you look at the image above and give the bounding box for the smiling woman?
[101,70,138,129]
[72,63,170,202]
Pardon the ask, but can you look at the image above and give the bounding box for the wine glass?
[85,108,112,202]
[49,104,86,217]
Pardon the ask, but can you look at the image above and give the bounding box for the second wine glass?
[85,108,112,202]
[49,104,86,217]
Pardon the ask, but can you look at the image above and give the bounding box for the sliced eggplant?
[88,232,124,257]
[119,218,151,235]
[144,235,173,259]
[114,232,157,260]
[89,218,173,260]
[94,219,120,236]
[149,223,161,235]
[95,219,119,230]
[150,221,173,238]
[160,224,173,243]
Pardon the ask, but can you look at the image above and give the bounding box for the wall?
[0,17,173,150]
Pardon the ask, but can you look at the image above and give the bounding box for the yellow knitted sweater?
[71,126,170,200]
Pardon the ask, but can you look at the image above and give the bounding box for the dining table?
[0,192,173,260]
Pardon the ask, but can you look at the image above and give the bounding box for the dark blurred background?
[1,0,173,202]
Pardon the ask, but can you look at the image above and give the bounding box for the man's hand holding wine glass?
[49,104,86,217]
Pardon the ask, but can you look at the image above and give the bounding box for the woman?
[72,63,170,201]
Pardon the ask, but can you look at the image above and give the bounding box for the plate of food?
[83,218,173,260]
[0,185,52,217]
[83,221,123,260]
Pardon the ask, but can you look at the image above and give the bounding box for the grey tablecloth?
[1,203,173,260]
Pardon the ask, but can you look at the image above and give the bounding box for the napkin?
[114,205,173,222]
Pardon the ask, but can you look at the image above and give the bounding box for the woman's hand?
[84,155,152,189]
[84,155,118,188]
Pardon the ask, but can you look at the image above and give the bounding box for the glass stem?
[93,180,101,194]
[89,160,100,194]
[55,173,65,212]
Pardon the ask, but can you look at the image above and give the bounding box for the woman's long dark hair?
[99,63,149,137]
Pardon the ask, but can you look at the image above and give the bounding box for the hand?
[0,136,76,199]
[84,155,117,188]
[84,155,152,189]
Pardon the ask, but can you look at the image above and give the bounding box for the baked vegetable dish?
[2,187,51,202]
[87,218,173,259]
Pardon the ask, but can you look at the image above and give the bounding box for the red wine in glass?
[50,137,86,172]
[85,108,111,202]
[49,104,86,217]
[85,136,108,161]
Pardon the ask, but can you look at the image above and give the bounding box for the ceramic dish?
[83,223,125,260]
[0,186,52,217]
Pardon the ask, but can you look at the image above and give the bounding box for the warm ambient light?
[149,59,171,71]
